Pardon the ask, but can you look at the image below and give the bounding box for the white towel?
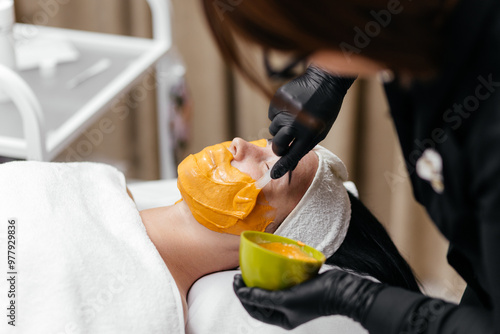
[0,161,184,334]
[275,146,351,258]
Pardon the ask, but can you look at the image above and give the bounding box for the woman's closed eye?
[264,139,292,184]
[259,161,270,177]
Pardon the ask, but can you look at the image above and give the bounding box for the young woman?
[201,0,500,333]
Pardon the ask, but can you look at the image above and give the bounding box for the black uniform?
[360,0,500,332]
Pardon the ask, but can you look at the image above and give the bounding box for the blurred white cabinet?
[0,0,177,178]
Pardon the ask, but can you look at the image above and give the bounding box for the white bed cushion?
[128,178,181,211]
[186,270,368,334]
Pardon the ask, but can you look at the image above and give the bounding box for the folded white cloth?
[0,162,184,334]
[275,146,351,258]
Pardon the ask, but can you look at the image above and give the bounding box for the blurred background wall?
[15,0,465,301]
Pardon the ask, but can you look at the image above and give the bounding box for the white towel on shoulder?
[0,161,184,334]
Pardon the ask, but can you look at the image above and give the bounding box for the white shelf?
[0,0,176,177]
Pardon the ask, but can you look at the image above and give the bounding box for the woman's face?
[228,138,318,231]
[177,138,318,235]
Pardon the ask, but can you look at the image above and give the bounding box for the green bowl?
[240,231,326,290]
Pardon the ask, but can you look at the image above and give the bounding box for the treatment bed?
[128,179,368,334]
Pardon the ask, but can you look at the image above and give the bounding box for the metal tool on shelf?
[0,0,176,178]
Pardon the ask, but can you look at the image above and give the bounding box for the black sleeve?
[361,66,500,334]
[466,75,500,332]
[362,287,494,334]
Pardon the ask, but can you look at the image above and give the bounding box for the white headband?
[274,146,351,258]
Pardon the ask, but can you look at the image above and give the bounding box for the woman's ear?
[264,221,280,233]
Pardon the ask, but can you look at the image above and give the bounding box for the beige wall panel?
[321,80,362,182]
[170,0,229,155]
[354,79,397,224]
[234,73,271,141]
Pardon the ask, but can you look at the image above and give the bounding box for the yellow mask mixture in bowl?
[240,231,326,290]
[258,242,319,263]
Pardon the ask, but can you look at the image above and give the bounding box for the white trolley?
[0,0,176,178]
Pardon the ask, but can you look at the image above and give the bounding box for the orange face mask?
[177,139,275,235]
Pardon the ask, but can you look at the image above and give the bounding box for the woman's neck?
[139,202,240,300]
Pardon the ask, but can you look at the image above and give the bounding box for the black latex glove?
[269,66,355,179]
[233,270,385,330]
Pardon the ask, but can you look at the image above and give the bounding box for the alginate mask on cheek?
[177,139,275,235]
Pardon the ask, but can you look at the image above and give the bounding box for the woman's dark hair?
[201,0,457,96]
[326,191,420,292]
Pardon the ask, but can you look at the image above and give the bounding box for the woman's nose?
[229,138,255,161]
